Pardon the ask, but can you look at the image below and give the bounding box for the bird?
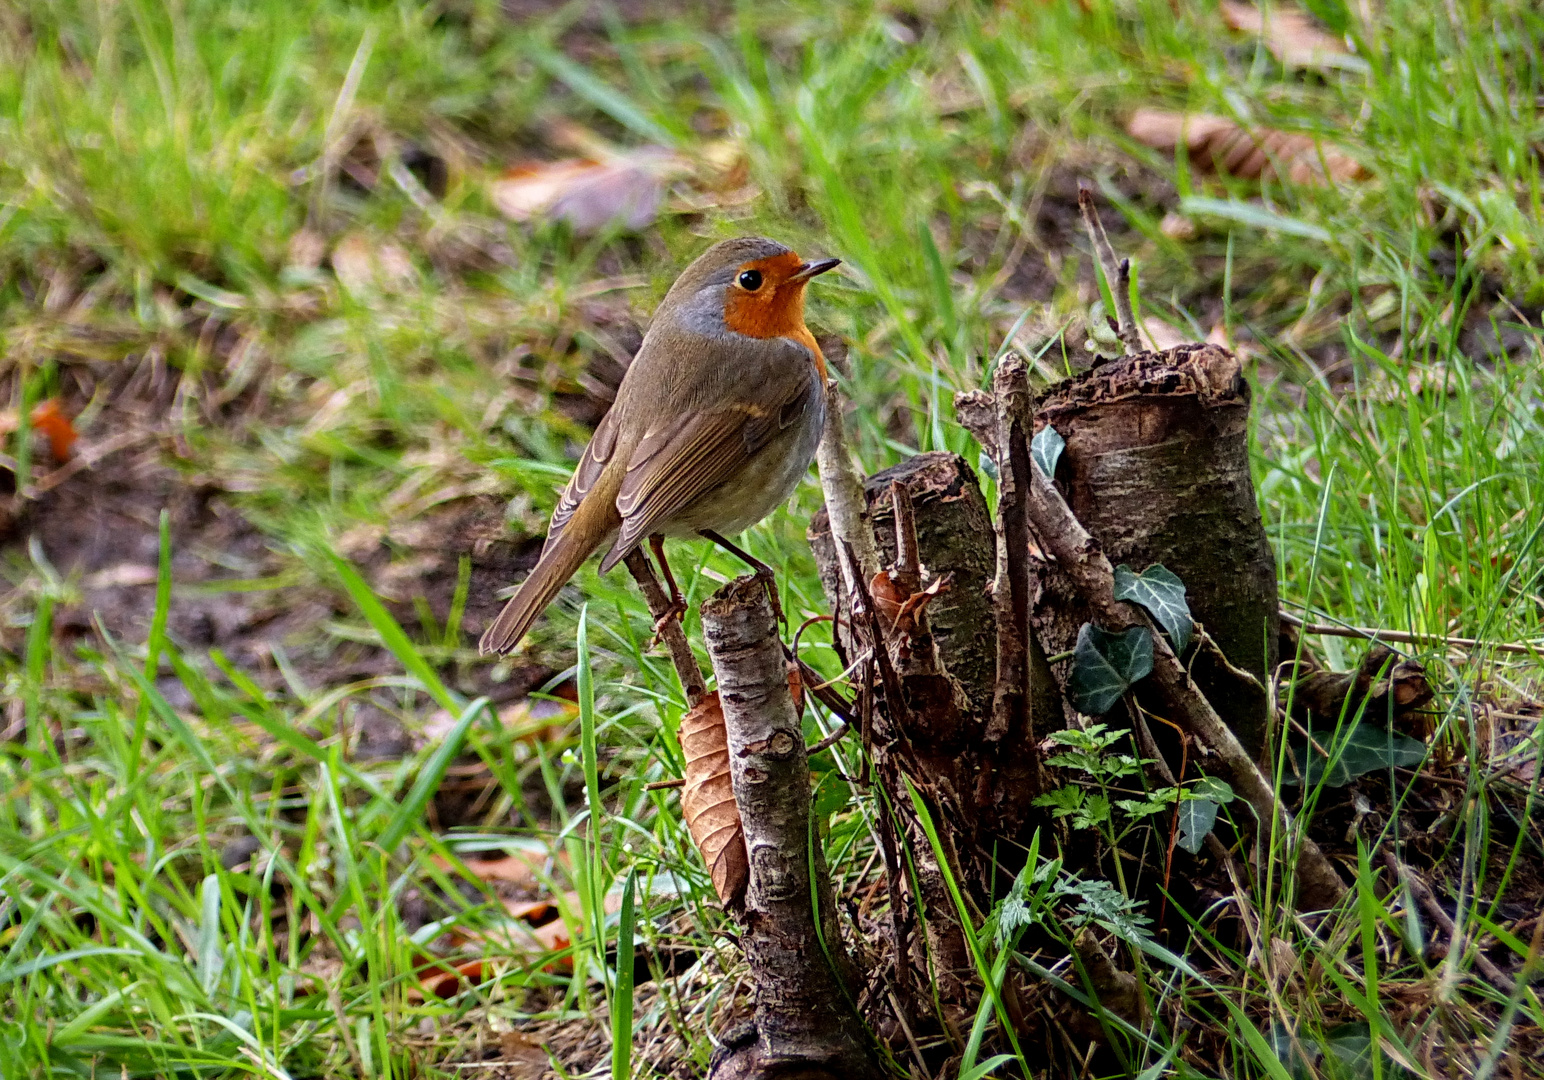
[479,236,841,655]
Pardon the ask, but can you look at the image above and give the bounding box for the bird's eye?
[737,269,763,291]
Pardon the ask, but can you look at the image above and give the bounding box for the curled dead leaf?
[1218,1,1362,71]
[490,147,687,234]
[869,570,952,636]
[1127,108,1366,185]
[411,958,487,1002]
[680,691,748,905]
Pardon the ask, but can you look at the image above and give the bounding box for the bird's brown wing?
[544,405,621,552]
[597,372,816,572]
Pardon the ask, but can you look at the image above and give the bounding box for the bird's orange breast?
[721,252,828,382]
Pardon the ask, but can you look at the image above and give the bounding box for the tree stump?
[1033,343,1279,755]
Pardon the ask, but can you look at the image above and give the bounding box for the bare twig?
[815,380,883,597]
[986,361,1036,747]
[1077,186,1139,356]
[1382,851,1516,993]
[623,549,706,707]
[1281,609,1543,657]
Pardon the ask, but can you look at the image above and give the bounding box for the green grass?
[3,0,1543,1076]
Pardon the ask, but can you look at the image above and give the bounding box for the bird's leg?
[648,533,687,638]
[699,529,785,627]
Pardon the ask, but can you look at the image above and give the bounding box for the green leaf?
[1191,775,1235,803]
[1289,724,1428,787]
[1032,424,1065,479]
[1176,798,1220,854]
[1113,564,1193,653]
[1068,623,1153,715]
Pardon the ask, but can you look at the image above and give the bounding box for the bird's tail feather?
[479,509,615,655]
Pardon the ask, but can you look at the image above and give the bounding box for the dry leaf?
[1218,1,1361,70]
[287,228,327,271]
[868,570,951,636]
[490,147,686,234]
[413,958,487,1001]
[1,400,80,461]
[680,692,748,905]
[420,696,577,747]
[1127,108,1366,185]
[499,1031,551,1079]
[330,231,416,294]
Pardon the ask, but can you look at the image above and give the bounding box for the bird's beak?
[789,257,841,283]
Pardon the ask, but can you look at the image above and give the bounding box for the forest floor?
[2,1,1542,1077]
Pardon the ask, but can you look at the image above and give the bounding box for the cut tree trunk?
[1032,343,1279,756]
[700,576,879,1080]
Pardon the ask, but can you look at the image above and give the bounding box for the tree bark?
[701,577,879,1080]
[809,452,998,714]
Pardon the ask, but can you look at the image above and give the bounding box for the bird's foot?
[649,599,688,647]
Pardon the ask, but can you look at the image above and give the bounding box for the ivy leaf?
[1032,424,1065,479]
[1176,797,1221,854]
[1113,564,1193,653]
[1289,724,1428,787]
[1068,623,1154,715]
[1191,775,1235,803]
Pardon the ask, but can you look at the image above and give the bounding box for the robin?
[479,236,841,655]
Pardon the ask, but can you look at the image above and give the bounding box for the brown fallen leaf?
[1127,108,1366,185]
[490,147,686,234]
[411,958,488,1002]
[680,692,748,906]
[419,695,577,748]
[30,400,78,462]
[499,1031,552,1079]
[1218,1,1361,71]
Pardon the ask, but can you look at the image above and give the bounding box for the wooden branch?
[997,355,1346,910]
[1077,186,1139,356]
[1281,609,1544,657]
[1381,851,1515,993]
[986,361,1034,745]
[623,549,707,708]
[700,576,879,1080]
[815,379,883,603]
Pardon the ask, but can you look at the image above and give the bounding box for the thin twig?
[1281,609,1543,657]
[623,549,706,707]
[1077,186,1139,356]
[1382,851,1515,993]
[986,360,1035,745]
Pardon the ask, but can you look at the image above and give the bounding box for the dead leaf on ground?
[410,958,488,1002]
[680,691,748,906]
[1127,108,1367,185]
[499,1031,552,1079]
[490,147,687,234]
[330,231,417,294]
[433,847,567,890]
[1218,1,1363,71]
[0,399,79,462]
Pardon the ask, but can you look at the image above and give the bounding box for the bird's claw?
[649,600,687,647]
